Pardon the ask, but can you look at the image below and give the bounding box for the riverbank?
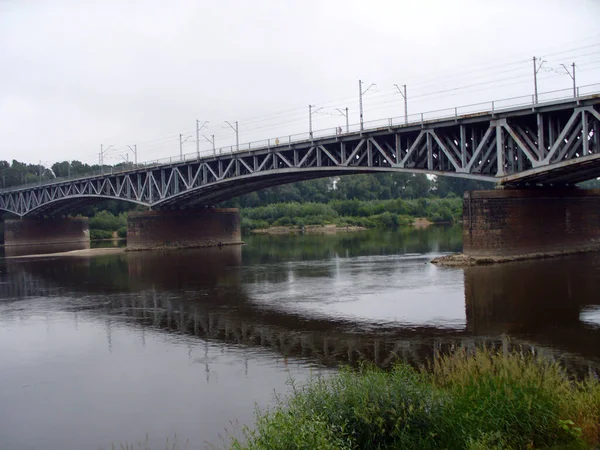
[251,224,367,235]
[5,247,124,259]
[251,218,434,235]
[230,348,600,449]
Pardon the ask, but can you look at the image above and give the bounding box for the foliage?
[89,211,128,231]
[0,159,54,187]
[88,211,129,240]
[230,348,600,450]
[90,229,114,240]
[239,197,463,232]
[222,173,493,210]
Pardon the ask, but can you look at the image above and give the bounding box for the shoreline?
[251,224,367,235]
[250,218,437,235]
[4,247,125,259]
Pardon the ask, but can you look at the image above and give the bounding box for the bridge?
[1,93,600,217]
[1,90,600,256]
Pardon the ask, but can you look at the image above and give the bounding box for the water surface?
[1,227,599,449]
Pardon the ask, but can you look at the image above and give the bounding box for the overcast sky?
[1,0,599,167]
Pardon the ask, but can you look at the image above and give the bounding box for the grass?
[229,347,600,449]
[103,435,189,450]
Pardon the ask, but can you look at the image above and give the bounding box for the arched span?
[0,164,496,217]
[151,166,495,209]
[8,195,147,218]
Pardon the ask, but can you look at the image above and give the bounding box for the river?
[1,227,600,449]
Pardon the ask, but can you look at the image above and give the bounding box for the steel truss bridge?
[1,94,600,217]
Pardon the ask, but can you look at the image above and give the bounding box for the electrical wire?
[25,39,600,167]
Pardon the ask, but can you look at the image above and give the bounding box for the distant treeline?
[0,159,128,187]
[240,197,463,232]
[220,172,493,207]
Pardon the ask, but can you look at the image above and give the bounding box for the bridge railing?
[2,84,599,194]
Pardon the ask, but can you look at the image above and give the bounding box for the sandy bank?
[431,248,600,267]
[251,224,367,235]
[5,247,125,259]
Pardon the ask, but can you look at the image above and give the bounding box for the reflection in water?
[1,228,600,449]
[581,307,600,327]
[4,240,90,257]
[465,254,600,363]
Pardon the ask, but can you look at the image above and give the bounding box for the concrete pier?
[3,217,90,256]
[463,189,600,258]
[126,208,242,251]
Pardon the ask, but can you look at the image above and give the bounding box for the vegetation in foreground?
[230,348,600,450]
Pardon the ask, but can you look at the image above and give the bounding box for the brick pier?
[127,208,242,251]
[463,189,600,257]
[3,217,90,256]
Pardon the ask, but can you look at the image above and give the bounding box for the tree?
[433,175,494,197]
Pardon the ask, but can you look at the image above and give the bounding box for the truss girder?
[1,99,599,217]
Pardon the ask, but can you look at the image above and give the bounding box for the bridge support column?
[463,189,600,258]
[3,217,90,256]
[127,208,242,251]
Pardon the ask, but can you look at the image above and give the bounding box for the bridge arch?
[150,166,495,209]
[16,195,148,218]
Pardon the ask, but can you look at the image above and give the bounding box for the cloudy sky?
[1,0,599,167]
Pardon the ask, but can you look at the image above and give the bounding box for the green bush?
[89,210,127,231]
[90,229,113,240]
[397,214,414,227]
[272,216,293,227]
[230,348,600,450]
[369,211,398,228]
[117,227,127,238]
[240,218,270,232]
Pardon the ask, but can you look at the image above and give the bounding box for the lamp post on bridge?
[179,134,193,160]
[309,105,322,139]
[394,84,408,124]
[560,63,577,98]
[196,120,209,158]
[359,79,376,131]
[335,107,349,134]
[127,145,138,167]
[203,134,216,157]
[532,56,545,104]
[224,121,239,152]
[100,144,114,174]
[38,160,52,185]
